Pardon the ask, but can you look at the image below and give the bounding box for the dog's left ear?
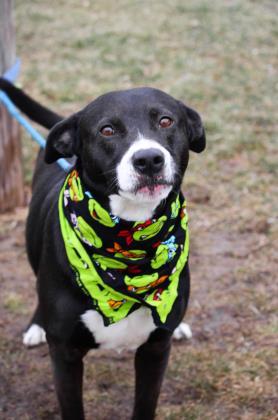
[45,112,81,163]
[179,102,206,153]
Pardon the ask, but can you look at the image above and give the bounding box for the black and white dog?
[0,79,205,420]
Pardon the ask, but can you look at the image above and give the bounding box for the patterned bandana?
[59,169,189,330]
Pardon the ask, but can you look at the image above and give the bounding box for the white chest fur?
[109,193,160,221]
[81,307,156,351]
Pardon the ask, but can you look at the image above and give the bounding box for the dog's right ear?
[45,113,80,163]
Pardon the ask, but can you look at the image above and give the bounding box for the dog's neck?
[109,194,163,221]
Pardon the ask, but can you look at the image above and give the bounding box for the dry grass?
[0,0,277,418]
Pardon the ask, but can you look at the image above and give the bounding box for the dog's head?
[45,87,205,204]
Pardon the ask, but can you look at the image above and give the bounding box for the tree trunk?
[0,0,24,212]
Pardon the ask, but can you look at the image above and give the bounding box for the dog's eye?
[100,125,115,137]
[159,117,173,128]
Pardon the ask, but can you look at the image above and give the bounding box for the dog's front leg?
[48,341,87,420]
[132,329,172,420]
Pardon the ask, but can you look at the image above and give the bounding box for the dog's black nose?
[132,148,165,175]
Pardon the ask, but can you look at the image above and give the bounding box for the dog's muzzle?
[116,137,175,201]
[132,148,165,177]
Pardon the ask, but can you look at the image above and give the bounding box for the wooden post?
[0,0,24,212]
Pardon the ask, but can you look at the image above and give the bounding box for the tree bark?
[0,0,24,212]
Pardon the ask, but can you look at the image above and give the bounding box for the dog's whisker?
[106,176,119,193]
[102,168,116,176]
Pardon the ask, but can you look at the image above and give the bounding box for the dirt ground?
[1,1,277,419]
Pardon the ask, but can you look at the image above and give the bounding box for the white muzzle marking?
[116,135,175,203]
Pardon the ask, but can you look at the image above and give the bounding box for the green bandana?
[59,169,189,329]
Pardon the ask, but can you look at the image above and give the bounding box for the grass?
[3,292,26,314]
[1,0,276,418]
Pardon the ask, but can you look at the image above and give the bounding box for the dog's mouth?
[133,176,173,197]
[118,177,173,204]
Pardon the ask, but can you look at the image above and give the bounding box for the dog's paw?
[23,324,46,347]
[173,322,192,340]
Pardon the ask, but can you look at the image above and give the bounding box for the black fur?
[0,79,205,420]
[0,78,62,128]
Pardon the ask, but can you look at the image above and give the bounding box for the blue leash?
[0,60,72,172]
[0,91,72,172]
[3,58,21,82]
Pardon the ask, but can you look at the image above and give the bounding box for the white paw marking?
[173,322,192,340]
[23,323,46,347]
